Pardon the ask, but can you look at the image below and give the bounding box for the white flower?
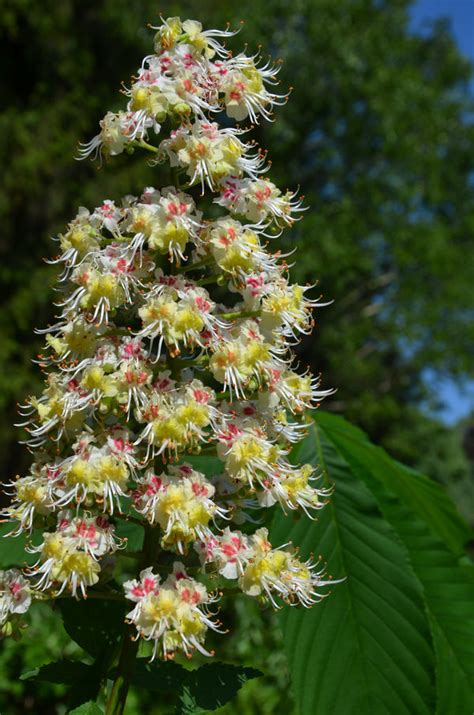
[216,177,305,226]
[3,463,57,533]
[195,528,252,579]
[217,54,286,123]
[239,528,336,607]
[29,512,120,598]
[159,121,266,192]
[78,111,159,160]
[0,569,31,626]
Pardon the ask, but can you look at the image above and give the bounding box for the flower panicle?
[4,16,338,660]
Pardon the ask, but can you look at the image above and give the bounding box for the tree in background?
[2,0,473,481]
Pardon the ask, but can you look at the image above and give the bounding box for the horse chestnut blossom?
[0,569,31,636]
[2,16,339,666]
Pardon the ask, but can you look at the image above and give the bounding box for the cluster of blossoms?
[132,464,228,552]
[196,527,329,608]
[123,562,221,659]
[2,17,337,659]
[79,17,285,161]
[28,511,121,598]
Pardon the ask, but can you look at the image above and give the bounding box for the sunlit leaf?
[272,422,435,714]
[317,412,474,714]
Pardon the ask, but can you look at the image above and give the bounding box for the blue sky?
[411,1,473,424]
[411,0,474,65]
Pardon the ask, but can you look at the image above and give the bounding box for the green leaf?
[127,660,261,713]
[58,598,126,658]
[176,663,262,714]
[183,454,224,478]
[127,659,188,692]
[430,617,474,715]
[272,422,436,715]
[0,523,40,568]
[22,656,108,708]
[317,413,474,714]
[68,702,104,715]
[114,519,144,551]
[315,411,471,555]
[21,659,91,684]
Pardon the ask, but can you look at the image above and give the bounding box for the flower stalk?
[105,524,160,715]
[105,626,140,715]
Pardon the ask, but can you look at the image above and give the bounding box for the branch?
[104,524,161,715]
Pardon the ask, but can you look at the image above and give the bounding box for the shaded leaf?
[22,655,109,708]
[126,659,187,692]
[176,663,262,714]
[58,597,126,658]
[126,659,261,713]
[21,659,91,684]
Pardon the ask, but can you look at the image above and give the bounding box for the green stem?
[218,309,261,321]
[55,590,125,602]
[104,625,139,715]
[197,444,220,453]
[170,164,187,189]
[180,257,213,273]
[196,274,218,286]
[172,354,209,369]
[105,524,161,715]
[103,329,131,338]
[114,513,145,527]
[133,139,159,154]
[167,352,182,381]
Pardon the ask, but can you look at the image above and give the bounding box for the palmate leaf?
[317,412,474,714]
[21,657,103,708]
[21,659,92,684]
[121,659,262,713]
[174,663,262,714]
[272,422,436,715]
[316,412,470,555]
[58,597,126,657]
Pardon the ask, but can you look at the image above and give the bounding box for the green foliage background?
[2,0,474,480]
[1,0,473,712]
